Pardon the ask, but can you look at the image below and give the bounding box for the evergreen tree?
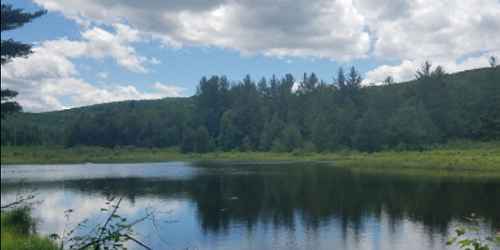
[334,97,358,148]
[218,110,240,151]
[1,4,45,118]
[298,73,319,94]
[353,109,385,152]
[280,125,303,152]
[336,67,346,90]
[3,61,497,153]
[258,114,285,151]
[194,126,210,153]
[346,66,362,91]
[312,116,331,152]
[387,101,441,149]
[1,89,21,119]
[478,66,500,139]
[181,128,196,153]
[228,75,263,149]
[195,76,229,138]
[415,61,433,80]
[415,63,451,138]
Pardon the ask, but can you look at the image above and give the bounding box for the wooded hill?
[1,65,499,152]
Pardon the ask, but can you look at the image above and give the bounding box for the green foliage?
[194,126,210,153]
[386,101,441,149]
[59,98,192,148]
[353,108,385,152]
[1,208,58,250]
[2,66,499,153]
[311,116,331,151]
[180,127,196,153]
[51,197,151,250]
[1,207,35,235]
[447,214,500,250]
[478,67,500,140]
[195,76,229,138]
[1,89,22,119]
[3,141,500,174]
[1,3,46,63]
[218,110,241,151]
[1,4,45,119]
[280,125,303,152]
[259,114,285,151]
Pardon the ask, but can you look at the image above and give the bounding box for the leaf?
[456,228,466,236]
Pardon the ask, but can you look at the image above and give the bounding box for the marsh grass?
[1,208,57,250]
[1,141,499,173]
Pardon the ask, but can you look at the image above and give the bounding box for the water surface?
[1,162,499,250]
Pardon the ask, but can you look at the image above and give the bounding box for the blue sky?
[2,0,499,111]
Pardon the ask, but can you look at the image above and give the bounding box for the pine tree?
[1,4,45,118]
[298,73,319,94]
[346,66,362,91]
[336,67,346,90]
[415,61,433,80]
[218,110,240,151]
[194,126,210,153]
[280,125,303,152]
[353,109,385,152]
[181,128,196,153]
[478,65,500,139]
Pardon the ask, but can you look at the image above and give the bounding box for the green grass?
[1,141,499,173]
[1,208,58,250]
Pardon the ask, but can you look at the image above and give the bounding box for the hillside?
[1,66,499,152]
[1,97,194,146]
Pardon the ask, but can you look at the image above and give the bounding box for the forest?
[1,63,499,153]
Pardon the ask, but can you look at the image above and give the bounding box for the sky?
[1,0,499,112]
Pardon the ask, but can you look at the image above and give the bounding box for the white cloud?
[1,71,185,112]
[4,0,500,111]
[1,35,185,112]
[363,52,500,85]
[153,82,185,97]
[32,0,372,60]
[363,60,419,85]
[45,25,148,73]
[31,0,499,62]
[1,22,188,112]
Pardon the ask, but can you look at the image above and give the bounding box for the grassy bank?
[1,208,57,250]
[2,141,499,172]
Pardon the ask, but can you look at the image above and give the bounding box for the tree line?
[1,3,499,153]
[2,62,499,152]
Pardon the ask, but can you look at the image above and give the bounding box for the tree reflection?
[2,163,499,243]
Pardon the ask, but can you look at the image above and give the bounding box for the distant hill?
[10,97,193,130]
[2,66,499,151]
[2,97,194,146]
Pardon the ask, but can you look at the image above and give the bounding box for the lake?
[1,162,499,250]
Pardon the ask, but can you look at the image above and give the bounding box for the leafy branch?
[52,196,152,250]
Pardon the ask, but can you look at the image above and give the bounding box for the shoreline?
[2,143,500,173]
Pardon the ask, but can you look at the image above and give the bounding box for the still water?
[1,162,499,250]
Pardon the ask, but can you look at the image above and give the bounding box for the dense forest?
[1,64,499,152]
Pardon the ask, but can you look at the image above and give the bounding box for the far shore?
[2,141,500,174]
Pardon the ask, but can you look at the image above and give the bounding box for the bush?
[1,208,57,250]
